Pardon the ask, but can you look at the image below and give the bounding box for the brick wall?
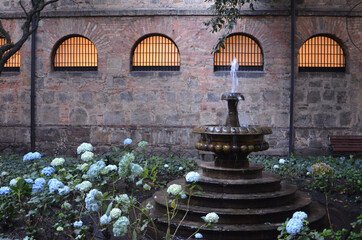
[0,1,361,156]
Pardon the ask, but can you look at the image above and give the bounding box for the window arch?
[0,37,20,72]
[131,34,180,71]
[298,35,345,72]
[53,35,97,71]
[214,33,263,71]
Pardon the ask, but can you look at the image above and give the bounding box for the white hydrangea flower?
[164,164,169,168]
[137,141,148,148]
[185,171,200,183]
[100,214,111,225]
[143,184,151,191]
[56,226,64,231]
[85,189,103,212]
[118,153,135,180]
[51,157,65,167]
[9,178,18,186]
[129,163,143,182]
[195,233,203,239]
[202,212,219,223]
[101,164,118,175]
[77,143,93,155]
[77,163,89,171]
[286,217,303,235]
[75,181,93,192]
[292,211,308,220]
[115,194,131,213]
[167,184,183,197]
[273,165,279,169]
[113,216,130,237]
[279,159,286,164]
[110,208,122,220]
[178,167,183,171]
[81,151,94,162]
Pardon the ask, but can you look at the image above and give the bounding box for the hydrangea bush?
[0,140,202,240]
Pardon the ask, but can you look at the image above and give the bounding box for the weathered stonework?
[0,1,361,156]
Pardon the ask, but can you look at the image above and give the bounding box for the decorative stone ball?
[208,144,214,151]
[231,145,239,152]
[248,145,255,152]
[214,144,223,152]
[223,145,231,152]
[240,145,248,152]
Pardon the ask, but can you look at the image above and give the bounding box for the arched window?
[131,34,180,71]
[214,33,263,71]
[298,35,345,72]
[53,35,97,71]
[0,37,20,72]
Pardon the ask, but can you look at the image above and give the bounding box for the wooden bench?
[329,135,362,155]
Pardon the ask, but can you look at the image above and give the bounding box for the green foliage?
[278,214,362,240]
[204,0,257,52]
[251,155,362,197]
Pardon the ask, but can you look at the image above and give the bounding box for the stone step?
[167,180,297,209]
[149,201,326,240]
[199,160,264,179]
[151,191,313,224]
[180,171,281,194]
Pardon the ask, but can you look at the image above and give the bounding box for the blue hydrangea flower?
[286,218,304,235]
[35,178,46,186]
[85,189,103,212]
[0,186,12,195]
[24,178,34,184]
[42,167,55,176]
[87,161,106,181]
[292,211,308,220]
[58,186,71,195]
[32,183,45,193]
[74,220,83,228]
[23,152,42,161]
[123,138,132,145]
[195,233,203,239]
[48,178,64,193]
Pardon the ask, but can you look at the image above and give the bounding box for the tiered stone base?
[147,160,326,240]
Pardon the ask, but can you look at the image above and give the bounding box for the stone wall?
[0,1,361,156]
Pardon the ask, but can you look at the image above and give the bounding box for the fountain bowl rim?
[193,125,272,135]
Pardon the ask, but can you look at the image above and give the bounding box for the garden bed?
[0,143,361,240]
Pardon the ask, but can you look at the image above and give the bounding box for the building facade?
[0,0,361,156]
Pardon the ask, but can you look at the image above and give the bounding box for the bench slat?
[329,135,362,153]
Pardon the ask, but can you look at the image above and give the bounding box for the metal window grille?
[132,35,180,71]
[214,34,263,71]
[54,36,97,71]
[0,37,20,72]
[299,35,345,72]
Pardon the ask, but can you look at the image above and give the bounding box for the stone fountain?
[148,60,326,239]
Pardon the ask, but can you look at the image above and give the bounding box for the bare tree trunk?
[0,0,59,75]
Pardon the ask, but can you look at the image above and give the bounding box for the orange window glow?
[132,35,180,71]
[54,36,97,71]
[0,37,20,72]
[214,34,263,71]
[299,35,345,72]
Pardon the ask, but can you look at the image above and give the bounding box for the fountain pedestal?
[148,93,326,239]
